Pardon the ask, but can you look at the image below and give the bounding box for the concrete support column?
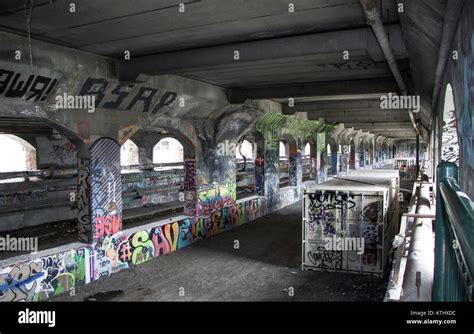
[288,140,302,187]
[183,156,197,216]
[264,141,280,212]
[309,142,318,181]
[138,144,154,168]
[77,138,122,245]
[195,143,236,217]
[255,138,265,196]
[331,151,338,175]
[359,144,365,169]
[339,145,349,175]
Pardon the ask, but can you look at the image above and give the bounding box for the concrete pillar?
[77,138,122,245]
[138,144,153,167]
[359,143,365,169]
[255,136,265,196]
[183,156,197,216]
[264,141,280,212]
[195,145,236,217]
[339,145,349,175]
[288,140,302,187]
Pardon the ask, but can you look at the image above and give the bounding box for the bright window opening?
[153,137,184,164]
[236,140,254,159]
[279,142,286,157]
[0,134,36,172]
[121,140,139,166]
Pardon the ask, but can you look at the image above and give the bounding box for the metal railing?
[433,161,474,301]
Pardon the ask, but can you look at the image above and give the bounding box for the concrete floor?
[52,202,388,302]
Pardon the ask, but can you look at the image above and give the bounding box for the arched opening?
[278,140,288,187]
[153,137,184,165]
[304,142,311,156]
[121,139,139,166]
[441,84,459,165]
[0,118,84,255]
[279,141,286,158]
[302,142,314,181]
[236,138,256,199]
[0,134,36,173]
[279,136,297,187]
[120,129,195,220]
[236,139,254,161]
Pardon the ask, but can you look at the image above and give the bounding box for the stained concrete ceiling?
[0,0,448,139]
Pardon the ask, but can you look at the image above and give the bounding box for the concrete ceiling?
[0,0,398,56]
[0,0,448,140]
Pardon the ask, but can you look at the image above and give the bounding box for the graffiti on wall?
[338,145,349,175]
[0,248,90,302]
[90,138,122,243]
[0,68,58,102]
[183,157,197,216]
[77,158,92,243]
[37,136,77,166]
[264,147,280,212]
[305,244,343,270]
[1,181,303,302]
[255,156,264,195]
[304,191,384,272]
[197,182,236,217]
[94,197,266,277]
[288,154,297,186]
[280,187,300,208]
[78,78,177,114]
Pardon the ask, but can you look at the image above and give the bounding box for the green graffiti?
[257,112,328,146]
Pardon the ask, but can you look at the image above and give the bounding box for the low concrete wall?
[0,189,301,301]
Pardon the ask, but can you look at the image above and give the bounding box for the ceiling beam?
[313,115,411,123]
[345,121,414,128]
[118,25,407,81]
[283,99,395,113]
[228,78,399,103]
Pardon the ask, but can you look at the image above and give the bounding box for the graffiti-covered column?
[309,141,318,181]
[316,132,327,183]
[263,141,280,212]
[183,156,197,216]
[77,138,122,245]
[255,134,265,196]
[339,145,349,175]
[288,139,302,187]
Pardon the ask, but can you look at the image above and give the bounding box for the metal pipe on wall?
[402,176,434,301]
[359,0,419,135]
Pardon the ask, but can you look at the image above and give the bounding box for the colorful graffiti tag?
[255,156,264,196]
[197,182,236,217]
[0,248,90,302]
[77,158,92,243]
[183,157,197,216]
[90,138,122,244]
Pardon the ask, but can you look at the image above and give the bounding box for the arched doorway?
[0,134,36,173]
[441,84,459,165]
[121,139,139,166]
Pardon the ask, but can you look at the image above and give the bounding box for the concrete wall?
[0,193,290,301]
[435,0,474,199]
